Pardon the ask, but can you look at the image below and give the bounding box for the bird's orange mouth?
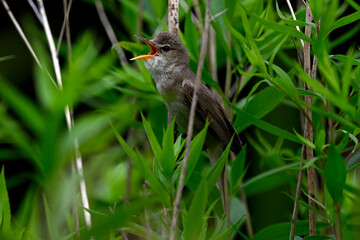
[130,35,159,60]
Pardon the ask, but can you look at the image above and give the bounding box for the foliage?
[0,0,359,239]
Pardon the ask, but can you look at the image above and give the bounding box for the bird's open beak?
[130,35,159,61]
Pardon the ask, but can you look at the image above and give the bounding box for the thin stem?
[56,0,73,55]
[224,31,232,104]
[286,0,304,48]
[27,0,42,23]
[304,2,316,235]
[2,1,47,76]
[95,0,128,65]
[240,189,253,238]
[162,205,170,240]
[37,0,92,229]
[169,1,211,239]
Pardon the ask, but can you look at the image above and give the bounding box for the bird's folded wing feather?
[182,79,242,153]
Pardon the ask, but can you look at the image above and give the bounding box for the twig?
[61,0,79,234]
[285,0,304,48]
[224,31,232,103]
[27,0,42,24]
[166,1,179,239]
[95,0,128,65]
[36,0,92,229]
[303,1,316,235]
[1,0,59,88]
[56,0,73,55]
[210,8,228,22]
[168,0,179,36]
[169,1,212,240]
[162,205,170,240]
[63,0,72,63]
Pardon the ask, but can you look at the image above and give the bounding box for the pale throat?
[144,56,180,95]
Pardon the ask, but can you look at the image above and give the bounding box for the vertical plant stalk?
[240,189,254,238]
[209,27,218,82]
[63,0,72,63]
[224,32,232,102]
[335,202,343,240]
[168,0,179,36]
[165,1,179,238]
[95,0,128,65]
[303,2,316,235]
[169,1,211,240]
[56,0,73,55]
[61,0,81,234]
[287,1,306,238]
[37,0,92,229]
[285,0,304,48]
[1,0,58,87]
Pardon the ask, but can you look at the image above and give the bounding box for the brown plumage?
[131,32,242,155]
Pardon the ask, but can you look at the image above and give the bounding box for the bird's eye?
[162,45,171,51]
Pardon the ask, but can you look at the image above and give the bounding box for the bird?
[131,31,242,217]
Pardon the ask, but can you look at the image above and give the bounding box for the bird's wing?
[182,79,242,154]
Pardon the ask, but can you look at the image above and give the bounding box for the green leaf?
[210,217,243,240]
[110,121,171,207]
[308,0,323,22]
[43,195,59,240]
[235,86,284,132]
[338,129,358,146]
[0,167,11,233]
[141,113,161,160]
[207,139,232,192]
[230,145,246,192]
[271,63,300,102]
[0,77,44,135]
[252,220,328,240]
[324,11,360,37]
[183,179,208,240]
[276,1,316,28]
[297,66,355,120]
[159,119,176,180]
[0,55,15,62]
[233,106,301,144]
[282,192,326,218]
[325,144,347,202]
[184,123,208,185]
[244,5,313,44]
[117,41,149,55]
[330,55,360,66]
[224,16,267,74]
[294,129,316,149]
[239,162,299,193]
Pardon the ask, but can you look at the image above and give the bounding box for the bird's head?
[131,32,189,74]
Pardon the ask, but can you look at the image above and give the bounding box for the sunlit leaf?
[183,179,208,240]
[0,167,11,233]
[324,11,360,37]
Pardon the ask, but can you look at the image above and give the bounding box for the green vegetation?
[0,0,359,239]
